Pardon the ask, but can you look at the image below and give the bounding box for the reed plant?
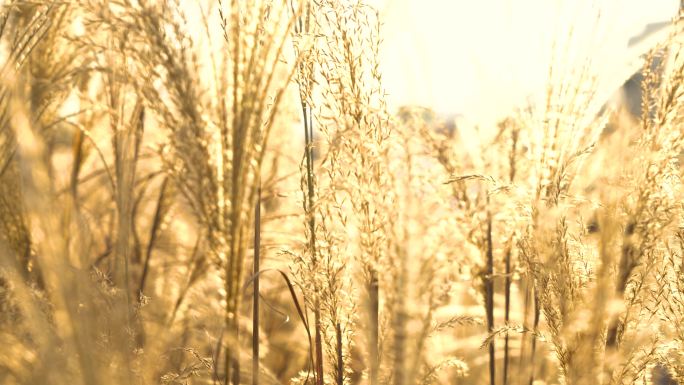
[1,1,684,385]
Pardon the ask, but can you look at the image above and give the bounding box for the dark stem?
[70,129,84,201]
[336,322,344,385]
[252,186,261,385]
[486,215,496,385]
[303,94,323,385]
[296,6,322,380]
[138,177,169,299]
[529,288,540,385]
[135,176,169,348]
[369,271,379,385]
[314,307,324,385]
[503,246,512,385]
[518,276,531,385]
[232,356,240,385]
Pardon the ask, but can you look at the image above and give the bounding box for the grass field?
[1,1,684,385]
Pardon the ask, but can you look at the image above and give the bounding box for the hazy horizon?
[373,0,680,127]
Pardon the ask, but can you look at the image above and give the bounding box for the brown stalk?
[529,288,540,385]
[292,3,323,384]
[503,245,512,385]
[518,276,531,385]
[369,270,379,385]
[505,126,517,385]
[253,186,261,385]
[304,100,324,385]
[336,322,344,385]
[138,176,169,300]
[70,128,85,201]
[485,214,496,385]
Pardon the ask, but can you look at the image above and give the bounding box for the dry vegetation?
[1,1,684,385]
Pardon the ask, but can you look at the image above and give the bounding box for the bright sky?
[371,0,680,127]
